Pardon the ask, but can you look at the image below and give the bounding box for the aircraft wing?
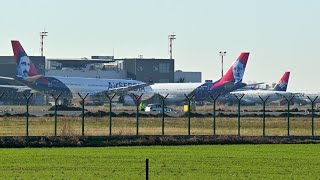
[242,82,265,90]
[0,76,31,92]
[0,76,15,81]
[0,76,27,86]
[245,82,265,87]
[0,75,44,83]
[0,85,31,92]
[96,83,151,96]
[277,92,302,97]
[231,82,265,92]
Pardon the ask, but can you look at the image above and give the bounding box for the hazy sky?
[0,0,319,91]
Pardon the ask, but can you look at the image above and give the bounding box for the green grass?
[0,145,320,179]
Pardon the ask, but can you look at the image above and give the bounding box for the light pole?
[219,51,227,78]
[40,31,48,56]
[168,34,176,59]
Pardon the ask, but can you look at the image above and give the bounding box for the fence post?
[51,92,62,136]
[23,93,33,136]
[0,92,4,111]
[234,94,245,136]
[307,96,318,137]
[158,94,169,136]
[210,94,220,135]
[283,94,295,136]
[146,159,149,180]
[78,93,89,136]
[106,93,116,136]
[131,93,143,135]
[259,95,270,137]
[184,93,195,136]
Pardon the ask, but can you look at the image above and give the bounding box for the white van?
[145,104,173,112]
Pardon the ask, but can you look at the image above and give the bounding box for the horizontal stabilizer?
[0,85,31,92]
[22,75,43,83]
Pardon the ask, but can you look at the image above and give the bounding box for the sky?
[0,0,319,91]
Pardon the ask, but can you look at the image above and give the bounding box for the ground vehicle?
[145,104,173,112]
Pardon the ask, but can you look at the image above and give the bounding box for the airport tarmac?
[0,108,316,117]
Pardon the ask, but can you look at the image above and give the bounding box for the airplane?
[0,40,151,102]
[122,52,251,105]
[288,91,320,106]
[230,71,293,104]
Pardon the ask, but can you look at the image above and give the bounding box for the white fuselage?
[231,90,292,102]
[130,82,202,103]
[151,83,202,95]
[42,76,151,99]
[152,83,203,102]
[38,76,203,103]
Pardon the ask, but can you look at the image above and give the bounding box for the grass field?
[0,145,319,179]
[1,116,320,136]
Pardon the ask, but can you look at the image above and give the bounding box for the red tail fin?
[11,40,39,77]
[273,71,290,91]
[279,71,290,84]
[212,52,250,89]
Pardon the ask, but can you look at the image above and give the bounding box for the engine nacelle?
[118,94,141,106]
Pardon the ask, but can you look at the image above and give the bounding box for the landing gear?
[63,98,71,106]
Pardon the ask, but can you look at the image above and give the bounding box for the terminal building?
[46,56,175,83]
[115,58,174,83]
[46,56,127,79]
[174,70,201,83]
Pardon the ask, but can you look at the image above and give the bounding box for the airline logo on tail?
[12,41,39,77]
[273,71,290,91]
[211,52,250,89]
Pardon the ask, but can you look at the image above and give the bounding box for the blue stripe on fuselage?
[15,76,72,98]
[189,81,247,101]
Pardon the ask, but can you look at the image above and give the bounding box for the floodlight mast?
[168,33,176,59]
[219,51,227,77]
[40,31,48,56]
